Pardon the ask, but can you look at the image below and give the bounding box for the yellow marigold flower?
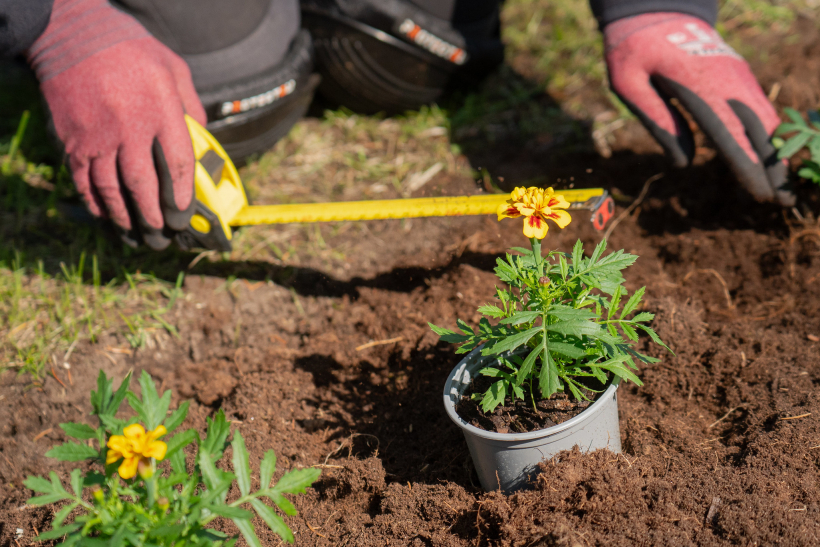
[106,423,167,480]
[497,186,571,239]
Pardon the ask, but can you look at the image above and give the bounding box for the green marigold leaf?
[273,467,321,495]
[165,429,198,459]
[539,350,561,399]
[428,323,470,344]
[779,132,812,159]
[23,475,53,494]
[260,450,277,490]
[631,311,654,323]
[201,409,231,460]
[620,286,645,319]
[477,304,505,318]
[251,499,294,543]
[59,423,97,441]
[232,518,262,547]
[499,310,540,325]
[45,442,98,462]
[106,371,132,417]
[549,341,587,360]
[90,370,113,417]
[597,358,643,386]
[210,505,253,519]
[164,401,190,434]
[69,469,83,497]
[620,323,638,341]
[546,319,600,338]
[52,502,78,527]
[784,107,806,126]
[485,326,540,355]
[479,380,507,413]
[35,523,81,540]
[232,430,251,496]
[636,324,673,354]
[139,371,172,431]
[515,348,540,384]
[28,493,70,506]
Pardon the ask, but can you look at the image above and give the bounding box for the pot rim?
[443,346,621,442]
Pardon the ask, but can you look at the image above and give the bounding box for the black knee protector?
[198,30,319,162]
[114,0,318,161]
[301,0,503,114]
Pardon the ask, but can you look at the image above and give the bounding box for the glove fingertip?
[141,227,173,251]
[152,137,196,231]
[617,93,694,168]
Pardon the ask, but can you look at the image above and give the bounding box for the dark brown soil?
[4,16,820,547]
[456,374,601,433]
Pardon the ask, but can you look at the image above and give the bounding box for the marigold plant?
[774,107,820,185]
[25,370,320,546]
[431,186,671,413]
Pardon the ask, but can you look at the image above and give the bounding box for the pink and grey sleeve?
[589,0,717,28]
[0,0,54,56]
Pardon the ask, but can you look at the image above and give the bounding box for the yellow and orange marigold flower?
[497,186,571,239]
[106,423,167,480]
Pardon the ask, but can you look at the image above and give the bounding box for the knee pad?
[301,0,503,114]
[115,0,318,161]
[197,29,319,162]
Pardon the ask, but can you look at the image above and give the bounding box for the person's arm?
[0,0,54,56]
[25,0,206,249]
[592,1,791,205]
[589,0,716,28]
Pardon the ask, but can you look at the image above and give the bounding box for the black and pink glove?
[604,13,791,205]
[27,0,208,249]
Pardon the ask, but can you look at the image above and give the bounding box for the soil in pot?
[455,374,608,433]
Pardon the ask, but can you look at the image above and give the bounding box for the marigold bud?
[137,459,153,479]
[157,497,170,512]
[539,276,550,286]
[91,485,104,503]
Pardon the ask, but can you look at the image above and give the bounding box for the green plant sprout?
[431,187,671,413]
[25,370,320,546]
[774,107,820,185]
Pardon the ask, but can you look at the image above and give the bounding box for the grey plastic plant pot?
[443,347,622,493]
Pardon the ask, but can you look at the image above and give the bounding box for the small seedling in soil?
[24,370,320,546]
[774,107,820,185]
[431,186,671,416]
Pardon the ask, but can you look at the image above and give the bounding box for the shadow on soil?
[293,345,484,491]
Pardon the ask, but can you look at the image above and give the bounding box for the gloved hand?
[604,13,791,205]
[27,0,207,249]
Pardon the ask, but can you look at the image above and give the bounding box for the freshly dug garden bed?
[3,19,820,547]
[3,151,819,545]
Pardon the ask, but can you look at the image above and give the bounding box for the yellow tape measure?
[178,116,614,252]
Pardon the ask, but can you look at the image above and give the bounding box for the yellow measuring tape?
[231,190,606,226]
[178,116,614,252]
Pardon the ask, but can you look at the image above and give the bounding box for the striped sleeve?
[0,0,54,57]
[589,0,718,28]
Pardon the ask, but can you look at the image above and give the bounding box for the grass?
[0,254,184,383]
[242,104,458,205]
[502,0,605,110]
